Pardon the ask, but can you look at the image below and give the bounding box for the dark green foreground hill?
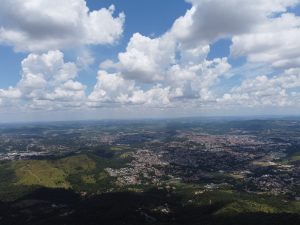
[0,188,300,225]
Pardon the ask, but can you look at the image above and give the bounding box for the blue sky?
[0,0,300,122]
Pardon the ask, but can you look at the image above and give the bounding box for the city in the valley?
[0,118,300,224]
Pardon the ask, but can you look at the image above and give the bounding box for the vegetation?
[0,187,299,225]
[0,153,128,201]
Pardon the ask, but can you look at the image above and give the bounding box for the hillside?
[0,154,127,200]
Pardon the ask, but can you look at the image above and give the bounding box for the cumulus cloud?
[231,13,300,69]
[88,70,172,107]
[0,0,125,52]
[117,33,176,83]
[93,30,231,106]
[88,70,136,105]
[92,1,235,107]
[0,51,86,110]
[167,57,231,100]
[218,68,300,107]
[173,0,299,46]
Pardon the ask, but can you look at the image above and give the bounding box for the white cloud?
[0,50,86,109]
[129,86,171,106]
[94,29,231,107]
[88,70,172,107]
[0,0,125,52]
[231,13,300,69]
[0,87,22,99]
[218,68,300,107]
[167,57,231,101]
[117,33,176,83]
[173,0,299,46]
[95,1,238,105]
[88,70,136,105]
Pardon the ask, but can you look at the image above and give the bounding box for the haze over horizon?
[1,0,300,122]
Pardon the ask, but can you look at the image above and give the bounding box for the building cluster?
[106,150,168,186]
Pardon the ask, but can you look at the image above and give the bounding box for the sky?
[0,0,300,122]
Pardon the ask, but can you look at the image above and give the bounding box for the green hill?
[0,154,127,200]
